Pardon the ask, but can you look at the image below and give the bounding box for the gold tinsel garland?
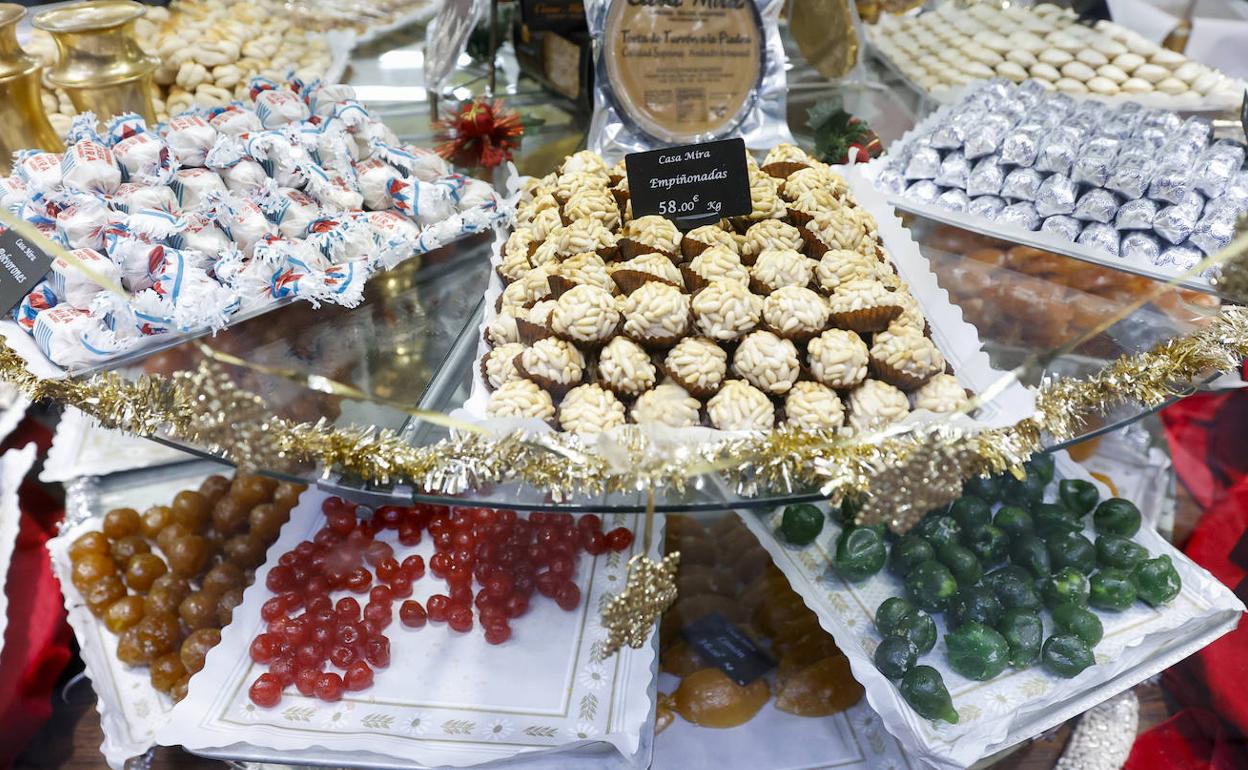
[0,305,1244,534]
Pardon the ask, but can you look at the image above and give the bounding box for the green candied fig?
[889,534,935,578]
[1059,479,1100,516]
[905,560,959,612]
[994,506,1034,539]
[1042,633,1095,678]
[1002,467,1047,508]
[780,503,824,546]
[900,665,959,723]
[829,496,861,525]
[875,596,915,636]
[1132,555,1182,607]
[1042,566,1090,609]
[916,514,962,550]
[1033,503,1083,540]
[1052,603,1104,647]
[947,585,1004,630]
[833,525,887,582]
[893,607,938,654]
[983,565,1043,610]
[944,622,1011,681]
[964,524,1011,566]
[875,635,919,680]
[963,474,1001,502]
[1011,533,1052,579]
[1047,531,1097,575]
[1089,568,1138,611]
[996,608,1043,667]
[937,542,983,588]
[950,496,992,530]
[1027,455,1056,484]
[1093,498,1142,537]
[1096,535,1149,570]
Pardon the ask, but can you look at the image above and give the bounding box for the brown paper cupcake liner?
[624,317,691,350]
[869,357,935,393]
[799,226,830,259]
[660,359,723,400]
[595,244,620,261]
[679,235,713,262]
[546,274,578,299]
[728,216,758,234]
[611,188,630,211]
[785,206,815,229]
[680,266,710,293]
[762,318,823,345]
[480,353,504,391]
[618,237,677,261]
[762,161,809,180]
[513,354,582,398]
[608,173,624,187]
[611,269,683,295]
[516,318,554,345]
[830,305,903,334]
[526,241,540,258]
[552,317,620,353]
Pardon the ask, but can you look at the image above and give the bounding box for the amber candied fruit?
[155,523,192,554]
[201,562,244,595]
[102,508,141,540]
[179,591,219,631]
[223,534,267,569]
[672,669,769,728]
[134,613,181,660]
[272,481,305,510]
[169,676,190,703]
[150,653,187,693]
[774,655,863,717]
[124,553,168,592]
[171,491,211,532]
[71,552,117,591]
[165,535,208,576]
[140,506,174,539]
[198,474,232,505]
[103,595,146,633]
[248,503,288,541]
[211,496,250,536]
[109,535,150,565]
[216,587,243,626]
[180,628,221,674]
[660,641,707,678]
[231,475,275,508]
[68,531,109,562]
[84,575,127,617]
[655,694,676,734]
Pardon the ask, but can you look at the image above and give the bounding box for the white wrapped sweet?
[164,115,218,167]
[48,248,121,308]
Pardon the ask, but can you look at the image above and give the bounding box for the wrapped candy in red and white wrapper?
[302,164,364,212]
[125,207,186,243]
[304,216,374,263]
[61,140,122,196]
[11,281,57,331]
[170,212,231,258]
[459,178,499,210]
[14,151,63,195]
[129,255,240,333]
[359,210,420,246]
[47,247,121,308]
[163,114,218,167]
[209,105,262,137]
[109,182,179,214]
[368,139,450,183]
[219,160,269,194]
[112,131,177,186]
[244,129,314,189]
[387,176,456,226]
[258,186,323,240]
[170,168,226,210]
[106,233,172,291]
[21,192,61,227]
[314,121,360,177]
[211,193,276,257]
[105,112,148,145]
[31,305,131,369]
[54,196,113,251]
[0,176,28,213]
[352,157,399,211]
[294,78,357,118]
[250,77,310,128]
[33,221,67,248]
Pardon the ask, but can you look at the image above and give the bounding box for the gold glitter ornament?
[601,551,680,655]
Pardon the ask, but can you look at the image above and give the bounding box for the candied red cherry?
[345,567,372,593]
[484,574,513,599]
[363,602,392,629]
[397,525,421,546]
[484,623,511,645]
[555,582,581,611]
[344,660,374,692]
[335,597,361,621]
[325,510,355,537]
[474,592,497,612]
[445,564,471,589]
[305,593,333,615]
[429,552,451,578]
[526,543,548,565]
[279,591,304,613]
[513,573,536,598]
[452,531,476,551]
[250,633,281,664]
[329,644,357,668]
[310,624,335,647]
[605,528,634,551]
[479,606,507,629]
[305,575,329,595]
[369,585,393,605]
[399,600,427,628]
[364,541,393,567]
[401,555,425,580]
[249,673,283,707]
[548,555,574,579]
[314,671,344,702]
[336,622,363,647]
[448,584,473,607]
[447,607,473,633]
[583,530,607,555]
[376,558,401,583]
[433,530,454,551]
[277,618,309,646]
[269,655,298,687]
[504,593,529,619]
[427,594,450,622]
[377,505,405,529]
[388,576,414,599]
[450,548,475,568]
[261,596,288,623]
[295,667,320,697]
[295,642,324,668]
[364,635,390,668]
[536,571,560,598]
[357,516,383,539]
[576,514,602,532]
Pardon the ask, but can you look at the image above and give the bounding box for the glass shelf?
[117,24,1225,512]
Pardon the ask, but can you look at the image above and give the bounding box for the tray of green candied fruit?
[740,452,1244,770]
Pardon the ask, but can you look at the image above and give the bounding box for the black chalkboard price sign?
[625,137,753,228]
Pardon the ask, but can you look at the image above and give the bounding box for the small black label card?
[520,0,586,32]
[682,612,775,686]
[0,224,55,315]
[625,138,752,227]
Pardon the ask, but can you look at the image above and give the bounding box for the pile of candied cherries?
[248,498,636,707]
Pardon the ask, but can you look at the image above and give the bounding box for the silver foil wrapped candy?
[968,195,1006,221]
[935,151,971,188]
[936,188,971,213]
[1121,231,1162,263]
[1076,222,1121,257]
[1073,188,1121,224]
[1001,167,1043,201]
[904,146,942,180]
[1153,189,1205,245]
[1035,174,1078,217]
[967,157,1006,197]
[1114,198,1158,231]
[1041,215,1082,241]
[904,179,942,204]
[1000,201,1041,230]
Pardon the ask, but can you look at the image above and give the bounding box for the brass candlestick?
[33,0,157,125]
[0,4,62,173]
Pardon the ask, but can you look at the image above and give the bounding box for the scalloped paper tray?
[737,452,1244,770]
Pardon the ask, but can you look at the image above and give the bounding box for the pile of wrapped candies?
[875,79,1245,276]
[4,76,501,371]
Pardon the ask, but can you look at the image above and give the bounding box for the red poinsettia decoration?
[435,99,524,169]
